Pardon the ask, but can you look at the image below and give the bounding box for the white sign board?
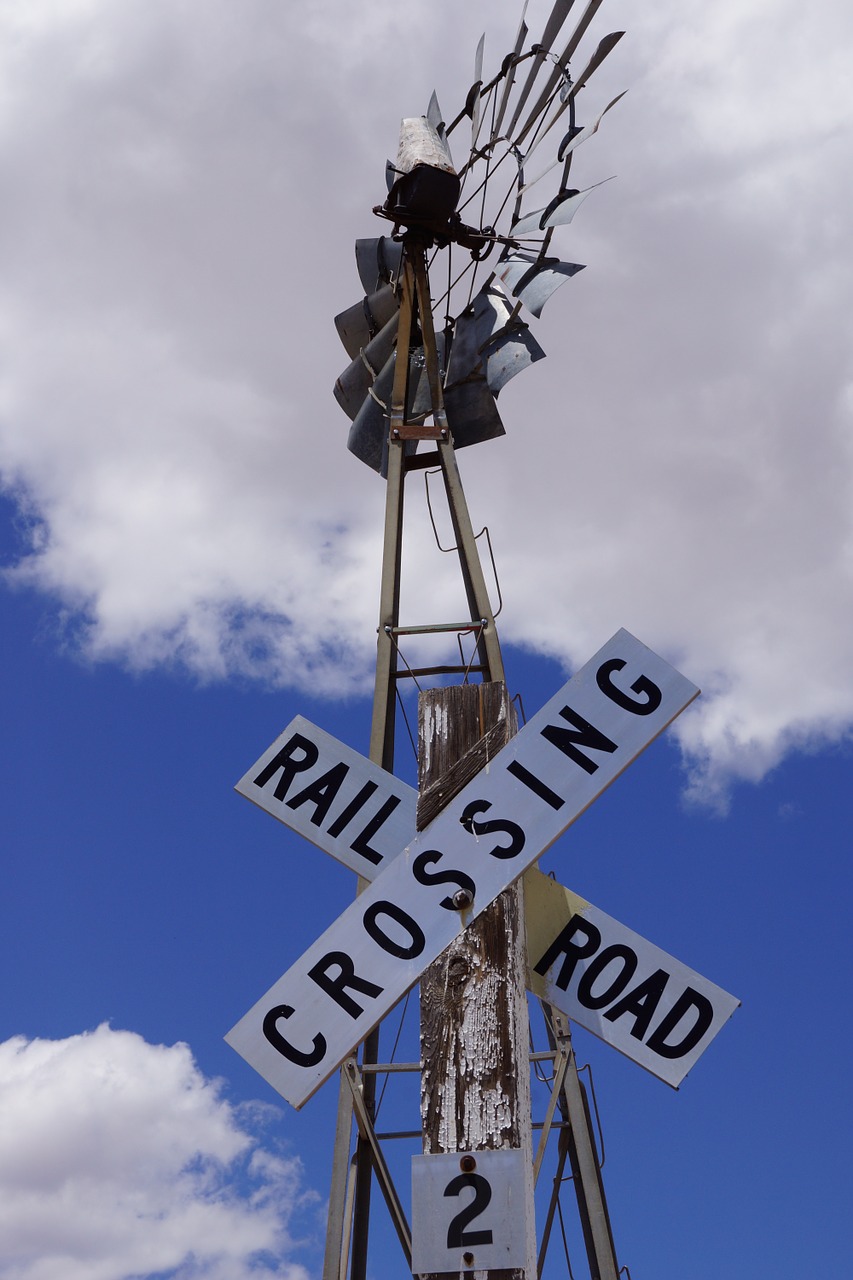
[410,1150,532,1275]
[237,720,737,1085]
[236,716,417,878]
[226,629,699,1109]
[524,869,740,1087]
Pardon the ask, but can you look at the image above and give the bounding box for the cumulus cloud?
[1,0,852,800]
[0,1025,314,1280]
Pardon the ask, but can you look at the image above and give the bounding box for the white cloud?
[0,1025,314,1280]
[1,0,852,800]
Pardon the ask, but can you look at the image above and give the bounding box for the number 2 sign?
[411,1149,533,1275]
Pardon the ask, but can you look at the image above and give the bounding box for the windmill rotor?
[334,0,626,473]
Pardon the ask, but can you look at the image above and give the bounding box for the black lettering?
[412,849,477,910]
[253,733,319,801]
[542,706,618,776]
[286,761,349,827]
[646,987,715,1059]
[327,780,378,838]
[307,951,384,1018]
[506,759,565,809]
[596,658,662,716]
[459,800,526,859]
[350,795,403,866]
[533,915,602,990]
[576,944,638,1009]
[445,1173,493,1248]
[604,968,669,1040]
[363,900,425,959]
[262,1004,326,1067]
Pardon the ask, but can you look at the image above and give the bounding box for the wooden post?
[417,683,536,1279]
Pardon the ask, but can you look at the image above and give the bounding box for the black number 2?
[444,1173,493,1248]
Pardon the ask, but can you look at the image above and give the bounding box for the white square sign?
[411,1150,532,1275]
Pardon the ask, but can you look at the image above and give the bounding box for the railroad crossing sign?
[236,693,738,1088]
[227,628,708,1108]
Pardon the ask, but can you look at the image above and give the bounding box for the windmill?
[330,4,627,1278]
[225,6,736,1280]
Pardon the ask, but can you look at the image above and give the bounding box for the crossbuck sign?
[227,629,700,1108]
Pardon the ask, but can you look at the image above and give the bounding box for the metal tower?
[323,225,621,1280]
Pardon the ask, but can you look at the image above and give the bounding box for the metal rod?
[394,664,489,680]
[537,1130,571,1280]
[388,620,486,635]
[322,1070,358,1280]
[533,1042,570,1186]
[344,1059,413,1265]
[546,1007,620,1280]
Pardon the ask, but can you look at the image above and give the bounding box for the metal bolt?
[462,1252,475,1266]
[452,888,474,911]
[459,1154,477,1173]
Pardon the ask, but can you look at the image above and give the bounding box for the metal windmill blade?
[333,0,627,472]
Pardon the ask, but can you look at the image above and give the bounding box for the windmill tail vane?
[333,0,625,474]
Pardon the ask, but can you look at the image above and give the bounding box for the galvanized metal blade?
[444,306,483,390]
[495,252,585,318]
[469,33,486,152]
[522,31,624,164]
[407,332,448,422]
[355,237,404,295]
[427,90,443,133]
[491,3,529,142]
[473,282,546,393]
[510,178,606,235]
[444,376,506,448]
[513,0,605,147]
[520,90,627,193]
[346,352,395,473]
[334,312,400,421]
[506,0,578,138]
[334,284,400,360]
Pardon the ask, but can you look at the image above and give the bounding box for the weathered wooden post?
[417,683,536,1279]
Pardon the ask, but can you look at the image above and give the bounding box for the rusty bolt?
[452,887,474,910]
[459,1154,477,1173]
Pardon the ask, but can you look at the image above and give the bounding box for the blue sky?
[4,517,852,1278]
[1,1,852,1277]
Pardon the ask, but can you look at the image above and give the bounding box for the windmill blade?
[513,0,605,148]
[510,176,613,236]
[506,0,578,138]
[522,32,624,166]
[445,377,506,448]
[473,282,546,393]
[520,90,627,194]
[444,308,506,447]
[355,237,404,295]
[334,313,400,420]
[334,284,400,359]
[427,90,444,133]
[346,352,395,473]
[445,306,483,388]
[491,3,529,141]
[407,333,447,422]
[469,33,486,152]
[495,252,585,318]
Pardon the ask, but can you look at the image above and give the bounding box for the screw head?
[459,1154,477,1173]
[452,888,474,910]
[462,1252,475,1267]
